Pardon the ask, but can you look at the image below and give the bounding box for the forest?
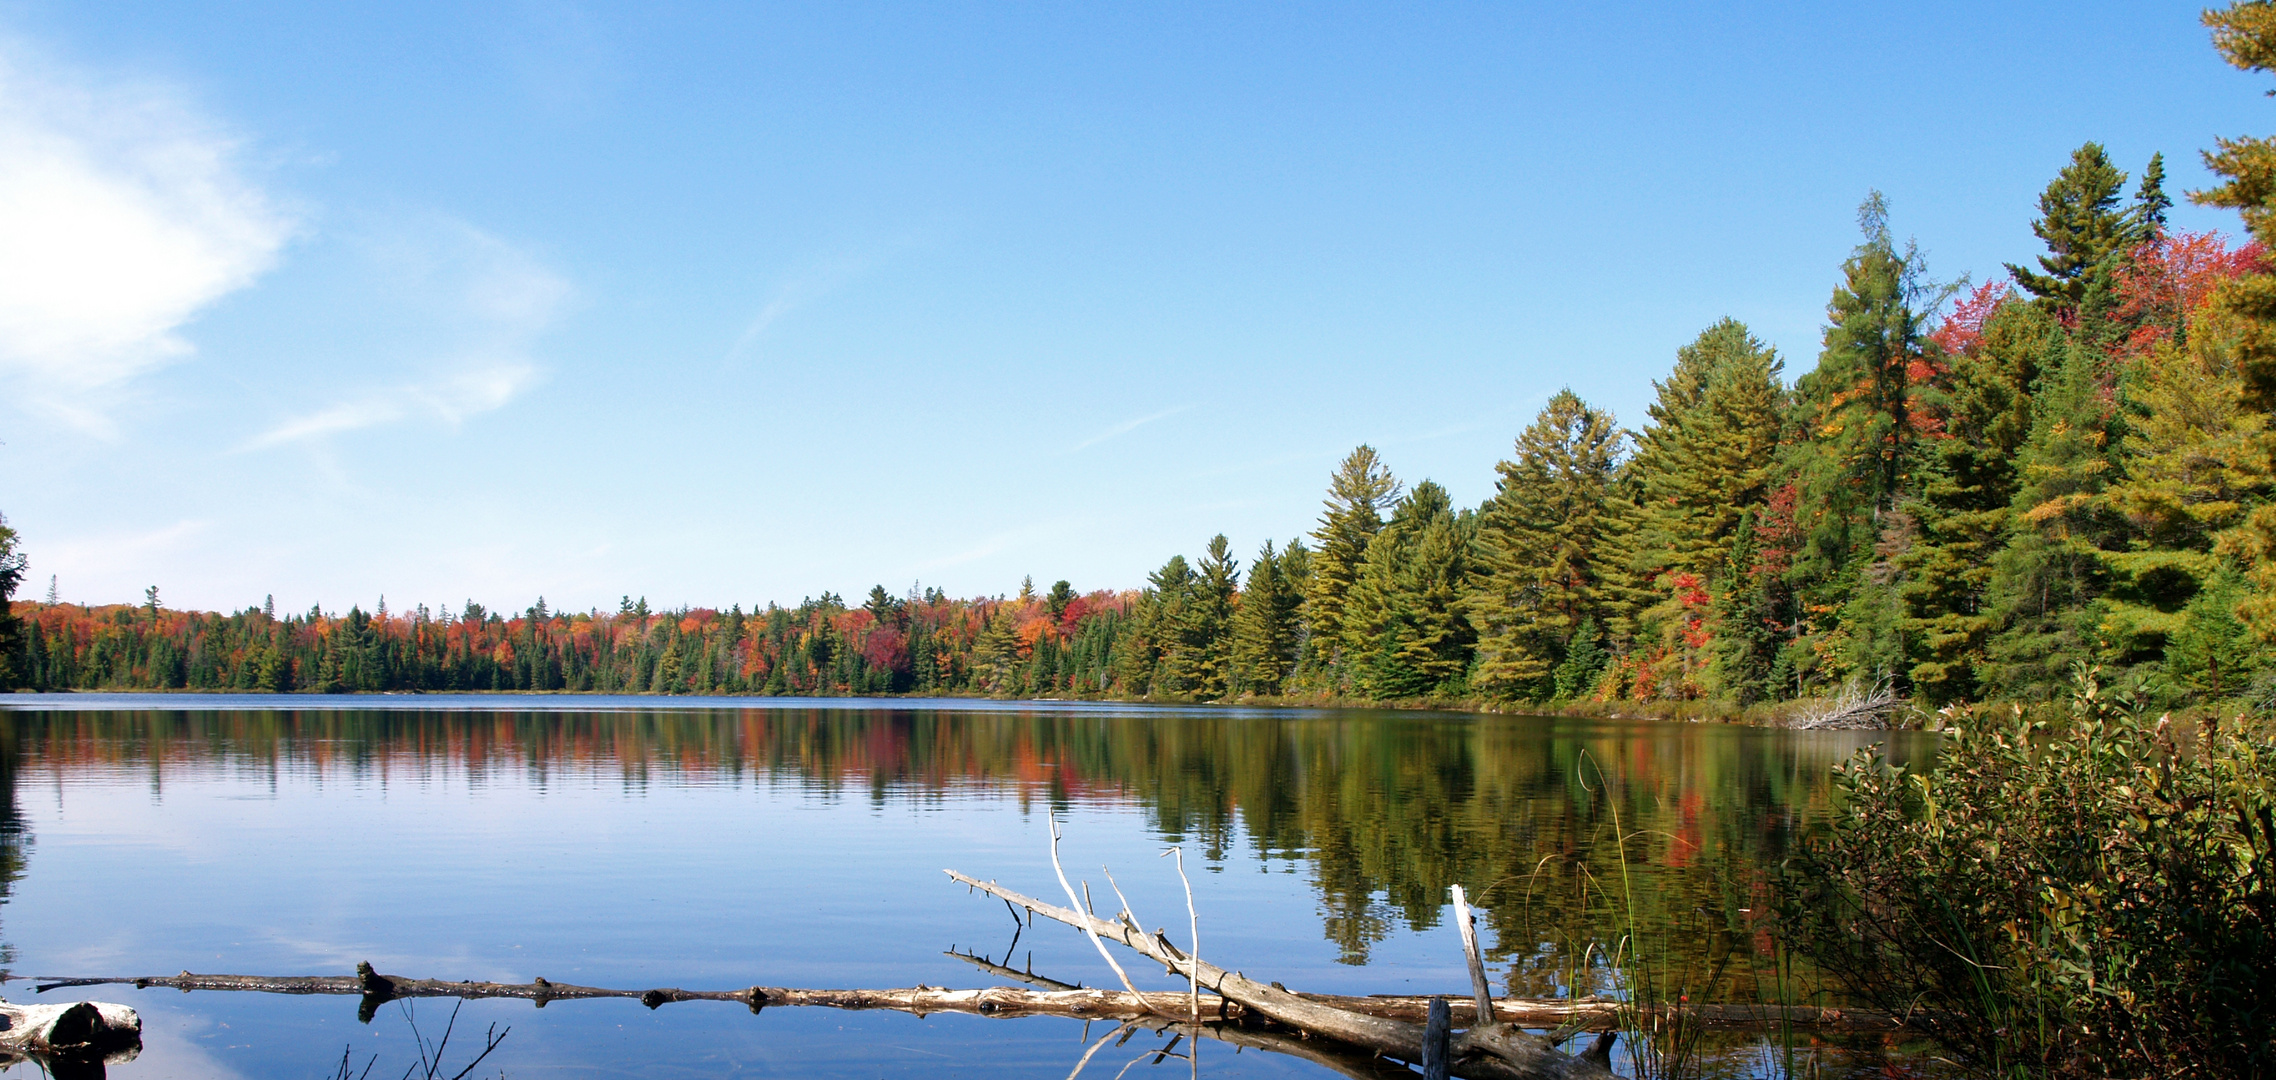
[8,26,2276,719]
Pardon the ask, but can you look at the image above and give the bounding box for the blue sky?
[1,1,2266,616]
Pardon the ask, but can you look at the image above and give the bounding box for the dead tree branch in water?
[25,968,1906,1031]
[944,869,1615,1080]
[0,1000,140,1059]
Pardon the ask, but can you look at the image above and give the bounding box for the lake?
[0,695,1926,1078]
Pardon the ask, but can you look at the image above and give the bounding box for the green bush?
[1780,666,2276,1079]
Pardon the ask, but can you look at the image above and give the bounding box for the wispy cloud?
[722,257,868,366]
[0,37,294,433]
[240,219,564,451]
[239,362,541,451]
[1071,404,1193,452]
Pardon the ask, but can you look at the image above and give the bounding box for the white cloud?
[0,39,292,430]
[242,220,564,450]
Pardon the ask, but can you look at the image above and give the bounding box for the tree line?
[8,15,2276,713]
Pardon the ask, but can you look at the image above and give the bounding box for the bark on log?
[1291,994,1908,1032]
[945,869,1613,1080]
[0,1000,141,1057]
[27,970,1906,1033]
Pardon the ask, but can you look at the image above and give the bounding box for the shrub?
[1780,666,2276,1079]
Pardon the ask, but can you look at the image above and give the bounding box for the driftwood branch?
[945,869,1613,1080]
[1791,677,1903,729]
[1450,884,1495,1026]
[26,969,1909,1032]
[0,1000,141,1059]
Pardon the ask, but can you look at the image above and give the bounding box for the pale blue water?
[0,695,1922,1079]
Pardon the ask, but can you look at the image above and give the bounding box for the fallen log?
[27,968,1901,1033]
[1291,993,1910,1032]
[945,869,1614,1080]
[0,999,141,1057]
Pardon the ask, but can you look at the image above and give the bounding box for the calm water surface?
[0,695,1925,1079]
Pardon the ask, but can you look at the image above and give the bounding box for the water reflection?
[0,701,1910,988]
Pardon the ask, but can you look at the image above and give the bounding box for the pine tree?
[2007,143,2132,309]
[1341,481,1472,698]
[1983,337,2130,698]
[2198,0,2276,643]
[1123,554,1195,696]
[1231,541,1300,695]
[1188,534,1240,698]
[2102,307,2276,697]
[1304,446,1400,682]
[0,515,23,691]
[1780,193,1947,693]
[2132,152,2172,241]
[1615,320,1788,698]
[1898,294,2060,702]
[1470,392,1623,701]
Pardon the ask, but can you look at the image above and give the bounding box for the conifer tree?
[2007,143,2133,310]
[1470,392,1623,701]
[2133,151,2172,240]
[1776,194,1953,693]
[1231,541,1300,695]
[1189,535,1240,698]
[1622,320,1788,609]
[2102,307,2275,696]
[2198,0,2276,642]
[1304,446,1400,680]
[1126,554,1196,696]
[0,516,22,691]
[1983,337,2130,698]
[1898,295,2060,702]
[1341,481,1472,698]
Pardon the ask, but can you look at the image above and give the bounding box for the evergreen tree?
[1231,541,1300,695]
[2198,0,2276,642]
[1898,296,2061,702]
[1122,554,1195,696]
[2102,307,2276,698]
[1470,392,1623,701]
[2007,143,2133,309]
[1189,535,1240,698]
[1342,481,1472,698]
[1304,446,1401,681]
[2132,151,2172,240]
[1774,196,1946,692]
[0,516,22,691]
[1613,320,1788,698]
[1984,337,2130,698]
